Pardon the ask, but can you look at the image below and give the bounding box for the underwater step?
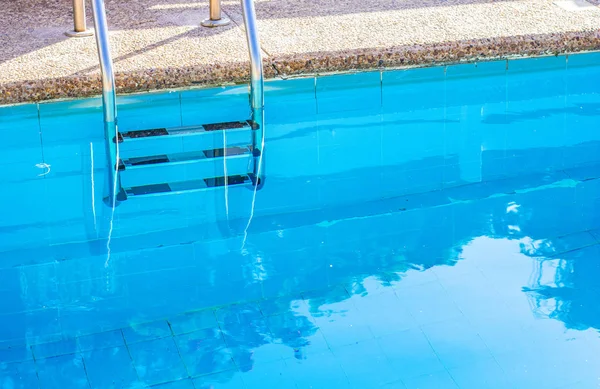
[124,174,254,198]
[117,121,253,158]
[119,147,252,188]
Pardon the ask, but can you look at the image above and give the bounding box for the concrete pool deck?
[1,0,600,104]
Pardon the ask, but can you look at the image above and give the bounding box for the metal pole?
[202,0,231,27]
[66,0,94,37]
[90,0,126,205]
[240,0,265,188]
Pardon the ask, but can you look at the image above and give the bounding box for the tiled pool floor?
[2,163,600,389]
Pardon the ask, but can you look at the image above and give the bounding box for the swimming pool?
[1,52,600,388]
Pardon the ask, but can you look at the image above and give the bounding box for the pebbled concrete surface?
[1,0,600,104]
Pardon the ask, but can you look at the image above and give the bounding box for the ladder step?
[119,121,250,140]
[124,174,253,197]
[119,147,252,187]
[121,147,250,168]
[118,122,253,159]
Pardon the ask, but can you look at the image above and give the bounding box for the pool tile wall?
[0,53,599,252]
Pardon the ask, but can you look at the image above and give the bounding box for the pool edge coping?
[1,30,599,106]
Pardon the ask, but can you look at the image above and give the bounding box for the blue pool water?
[1,52,600,388]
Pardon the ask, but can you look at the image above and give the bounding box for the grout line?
[35,103,46,180]
[29,343,43,389]
[178,91,183,127]
[168,320,193,382]
[81,354,93,389]
[120,329,143,384]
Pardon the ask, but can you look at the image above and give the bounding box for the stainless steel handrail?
[66,0,94,37]
[88,0,264,203]
[90,0,125,205]
[240,0,265,187]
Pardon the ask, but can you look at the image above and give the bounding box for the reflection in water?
[170,171,599,380]
[3,107,600,387]
[2,166,600,387]
[524,245,600,331]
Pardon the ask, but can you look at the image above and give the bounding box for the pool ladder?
[90,0,264,205]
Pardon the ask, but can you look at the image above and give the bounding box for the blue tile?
[319,174,382,208]
[16,309,62,346]
[344,275,392,297]
[381,381,408,389]
[239,359,296,389]
[235,342,290,366]
[265,77,317,124]
[285,349,351,389]
[394,281,463,325]
[0,177,48,231]
[83,346,140,389]
[175,329,235,377]
[117,91,181,132]
[309,299,375,348]
[0,345,33,363]
[128,337,187,386]
[317,72,381,114]
[420,318,494,370]
[402,371,459,389]
[446,60,507,79]
[446,68,506,108]
[123,320,172,344]
[192,370,246,389]
[168,309,217,335]
[383,66,445,86]
[180,85,249,126]
[42,139,105,176]
[333,339,400,388]
[317,111,380,148]
[252,171,321,215]
[36,353,90,388]
[215,302,263,325]
[0,104,41,154]
[150,378,195,389]
[382,67,445,113]
[508,55,567,73]
[265,314,328,357]
[265,77,316,100]
[448,357,512,389]
[568,52,600,69]
[548,230,598,255]
[0,103,38,128]
[39,98,104,143]
[350,291,414,337]
[77,330,125,352]
[436,272,513,320]
[506,66,567,103]
[259,296,306,317]
[0,161,46,183]
[0,360,39,389]
[377,328,445,380]
[32,338,78,359]
[267,119,318,144]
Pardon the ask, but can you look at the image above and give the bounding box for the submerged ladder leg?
[240,0,265,188]
[90,0,126,205]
